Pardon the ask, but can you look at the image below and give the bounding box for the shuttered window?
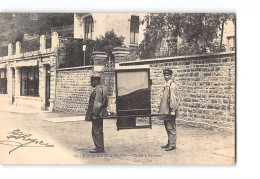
[85,16,94,40]
[130,16,139,44]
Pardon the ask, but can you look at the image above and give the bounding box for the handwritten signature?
[0,129,54,154]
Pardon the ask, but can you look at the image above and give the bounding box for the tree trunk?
[220,18,225,51]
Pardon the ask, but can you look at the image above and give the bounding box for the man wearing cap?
[159,69,179,151]
[85,74,108,153]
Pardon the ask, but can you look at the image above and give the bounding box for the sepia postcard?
[0,12,236,165]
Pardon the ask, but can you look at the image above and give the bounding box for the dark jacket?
[85,85,108,121]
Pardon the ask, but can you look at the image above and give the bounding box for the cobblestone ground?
[0,110,235,165]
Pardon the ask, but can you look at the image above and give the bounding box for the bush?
[57,38,84,68]
[0,46,8,57]
[57,30,125,68]
[21,37,40,53]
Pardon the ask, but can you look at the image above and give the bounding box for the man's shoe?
[89,148,104,153]
[165,146,176,151]
[161,144,169,148]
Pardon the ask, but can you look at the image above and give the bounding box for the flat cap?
[91,71,101,78]
[163,69,173,75]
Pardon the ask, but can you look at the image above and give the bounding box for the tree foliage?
[139,13,235,59]
[83,30,125,63]
[56,39,84,68]
[0,13,74,44]
[58,30,125,68]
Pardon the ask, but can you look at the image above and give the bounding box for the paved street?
[0,105,235,165]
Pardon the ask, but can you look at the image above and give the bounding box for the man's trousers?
[91,117,104,150]
[164,115,176,147]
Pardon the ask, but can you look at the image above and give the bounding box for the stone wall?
[120,52,235,131]
[55,66,94,113]
[54,51,235,131]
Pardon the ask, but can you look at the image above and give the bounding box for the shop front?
[0,54,56,111]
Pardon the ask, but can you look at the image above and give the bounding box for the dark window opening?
[130,15,139,44]
[20,66,39,97]
[0,68,7,94]
[227,36,235,51]
[85,16,94,40]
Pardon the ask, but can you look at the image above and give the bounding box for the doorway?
[12,68,15,104]
[45,66,51,109]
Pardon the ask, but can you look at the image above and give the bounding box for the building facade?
[0,33,59,111]
[222,20,235,51]
[74,13,146,48]
[0,13,148,111]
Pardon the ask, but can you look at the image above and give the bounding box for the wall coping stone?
[129,44,138,48]
[112,51,130,55]
[119,52,235,65]
[113,46,130,51]
[92,51,107,55]
[92,54,107,58]
[57,65,94,71]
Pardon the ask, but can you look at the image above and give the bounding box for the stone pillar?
[49,57,56,112]
[92,51,107,66]
[15,42,21,55]
[91,51,108,100]
[14,67,21,99]
[110,46,131,115]
[112,46,130,64]
[129,44,139,61]
[7,67,13,104]
[39,64,46,110]
[8,43,13,56]
[40,35,46,52]
[51,32,59,50]
[129,44,138,51]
